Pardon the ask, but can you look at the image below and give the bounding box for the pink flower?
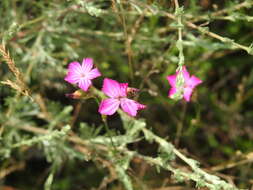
[64,58,101,91]
[99,78,146,116]
[167,66,202,102]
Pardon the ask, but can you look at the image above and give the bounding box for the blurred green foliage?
[1,0,253,189]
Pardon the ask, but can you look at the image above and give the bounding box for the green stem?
[118,1,134,83]
[101,115,118,154]
[174,0,184,68]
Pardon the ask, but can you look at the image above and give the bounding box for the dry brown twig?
[0,44,31,98]
[0,162,25,179]
[111,0,134,81]
[188,1,253,22]
[210,152,253,172]
[96,157,117,190]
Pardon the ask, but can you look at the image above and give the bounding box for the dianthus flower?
[167,66,202,102]
[99,78,146,116]
[64,58,101,91]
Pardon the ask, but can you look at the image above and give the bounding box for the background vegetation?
[1,0,253,189]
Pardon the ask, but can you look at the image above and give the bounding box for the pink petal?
[102,78,126,98]
[65,61,83,84]
[188,75,202,88]
[137,103,146,110]
[183,87,193,102]
[167,74,177,88]
[119,83,128,97]
[120,98,139,117]
[181,66,190,80]
[99,98,120,115]
[78,78,92,91]
[67,61,82,75]
[64,73,80,84]
[168,87,177,97]
[81,58,93,73]
[87,68,101,79]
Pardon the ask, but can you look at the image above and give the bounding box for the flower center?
[184,83,192,89]
[117,96,124,100]
[80,73,86,78]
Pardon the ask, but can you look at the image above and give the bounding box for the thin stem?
[174,0,184,68]
[116,0,134,83]
[0,162,25,179]
[90,88,117,151]
[19,16,46,29]
[101,116,117,153]
[174,0,179,9]
[188,1,253,22]
[71,102,82,128]
[175,102,187,146]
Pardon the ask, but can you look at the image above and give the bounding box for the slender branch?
[112,0,134,82]
[174,0,184,67]
[163,12,253,54]
[13,123,237,189]
[141,128,236,189]
[211,1,253,17]
[173,0,179,9]
[71,102,82,127]
[0,162,25,179]
[130,0,253,55]
[175,102,187,146]
[188,1,253,22]
[210,152,253,172]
